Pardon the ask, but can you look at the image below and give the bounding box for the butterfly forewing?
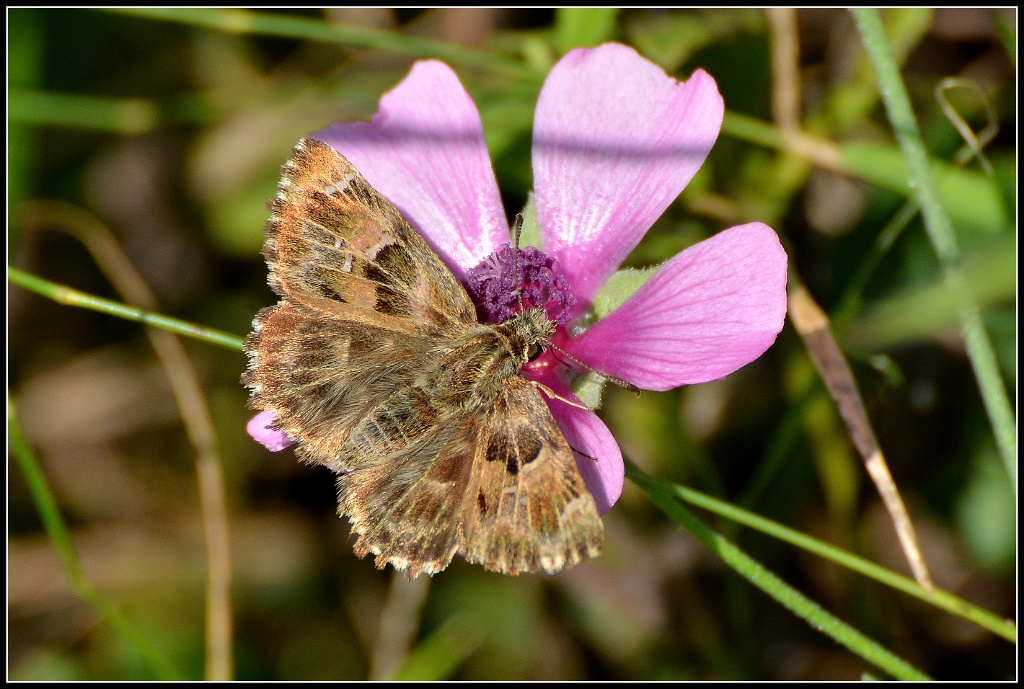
[265,137,476,336]
[244,137,605,576]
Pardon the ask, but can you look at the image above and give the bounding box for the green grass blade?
[851,8,1016,489]
[392,616,484,680]
[721,113,1009,235]
[9,88,219,133]
[8,397,185,680]
[640,465,1016,643]
[105,8,536,80]
[8,267,245,351]
[627,460,931,680]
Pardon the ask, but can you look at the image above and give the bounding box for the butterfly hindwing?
[459,377,604,574]
[336,389,476,577]
[333,377,603,577]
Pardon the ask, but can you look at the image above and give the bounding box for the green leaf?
[955,441,1016,571]
[515,193,542,249]
[570,371,607,411]
[393,616,484,681]
[841,141,1011,235]
[590,266,658,320]
[625,9,762,73]
[844,235,1016,351]
[565,266,659,410]
[554,8,619,52]
[991,9,1016,67]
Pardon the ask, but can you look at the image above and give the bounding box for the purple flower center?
[464,244,576,325]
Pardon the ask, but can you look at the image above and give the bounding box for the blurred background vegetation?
[7,8,1016,681]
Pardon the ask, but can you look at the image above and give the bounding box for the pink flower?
[249,43,788,514]
[247,410,294,452]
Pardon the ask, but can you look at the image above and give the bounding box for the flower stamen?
[465,241,576,325]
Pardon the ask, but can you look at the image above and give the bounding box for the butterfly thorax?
[424,308,555,409]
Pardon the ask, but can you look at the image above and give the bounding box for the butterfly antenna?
[548,342,641,397]
[512,213,525,312]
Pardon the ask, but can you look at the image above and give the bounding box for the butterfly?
[242,138,603,577]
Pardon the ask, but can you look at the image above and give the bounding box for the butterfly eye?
[526,342,544,362]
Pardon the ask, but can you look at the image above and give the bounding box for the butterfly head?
[497,307,557,366]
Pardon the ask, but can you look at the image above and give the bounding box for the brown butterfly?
[242,138,603,577]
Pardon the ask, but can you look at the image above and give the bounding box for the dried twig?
[16,200,235,680]
[789,281,934,592]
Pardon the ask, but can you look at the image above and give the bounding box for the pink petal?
[529,368,624,514]
[567,223,788,391]
[247,410,296,452]
[314,60,507,280]
[533,43,725,314]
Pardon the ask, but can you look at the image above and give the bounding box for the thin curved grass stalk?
[8,267,245,351]
[852,8,1016,491]
[935,77,998,174]
[830,200,921,334]
[13,200,235,681]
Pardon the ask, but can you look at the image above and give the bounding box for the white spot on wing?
[323,176,354,197]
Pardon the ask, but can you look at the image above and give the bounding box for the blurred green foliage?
[8,7,1016,681]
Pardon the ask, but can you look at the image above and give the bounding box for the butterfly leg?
[529,380,590,410]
